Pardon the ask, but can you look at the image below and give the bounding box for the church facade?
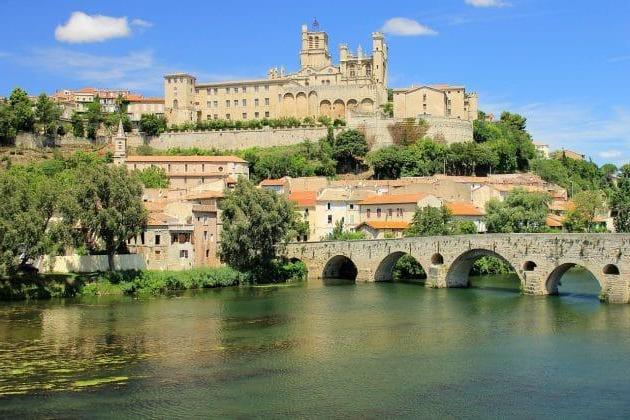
[164,23,388,125]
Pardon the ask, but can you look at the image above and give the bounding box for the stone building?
[164,22,388,125]
[392,84,478,121]
[126,96,165,124]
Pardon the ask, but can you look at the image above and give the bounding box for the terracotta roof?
[357,220,410,230]
[359,193,428,205]
[549,200,574,211]
[259,178,287,186]
[446,201,484,216]
[186,190,224,200]
[546,214,564,228]
[288,191,316,207]
[128,96,164,103]
[317,188,378,202]
[144,201,166,212]
[147,212,174,226]
[126,155,247,163]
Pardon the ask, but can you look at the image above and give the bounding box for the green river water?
[1,269,630,418]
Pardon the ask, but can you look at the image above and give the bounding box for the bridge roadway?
[285,233,630,304]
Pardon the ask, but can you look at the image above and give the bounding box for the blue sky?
[1,0,629,165]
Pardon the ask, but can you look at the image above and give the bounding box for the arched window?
[173,99,178,109]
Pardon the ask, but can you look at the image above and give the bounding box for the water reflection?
[1,272,630,418]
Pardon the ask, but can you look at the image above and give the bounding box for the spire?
[116,119,125,138]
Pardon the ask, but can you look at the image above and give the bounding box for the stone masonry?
[285,234,630,304]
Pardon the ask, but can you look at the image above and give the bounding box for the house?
[358,192,443,226]
[356,220,410,239]
[288,191,317,241]
[315,187,379,240]
[445,201,486,232]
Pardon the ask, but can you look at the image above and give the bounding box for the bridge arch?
[445,248,521,288]
[431,253,444,265]
[322,255,358,281]
[546,262,604,296]
[603,264,620,275]
[374,252,427,282]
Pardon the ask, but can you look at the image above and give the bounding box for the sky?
[0,0,629,165]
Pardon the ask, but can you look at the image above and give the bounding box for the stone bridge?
[285,234,630,304]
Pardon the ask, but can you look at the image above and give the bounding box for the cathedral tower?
[299,20,332,69]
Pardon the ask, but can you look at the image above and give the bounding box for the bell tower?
[113,120,127,166]
[299,19,332,69]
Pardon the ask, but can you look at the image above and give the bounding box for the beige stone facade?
[164,23,388,125]
[393,84,478,121]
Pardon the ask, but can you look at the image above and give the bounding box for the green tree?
[71,113,85,138]
[392,255,426,281]
[135,166,169,188]
[612,164,630,232]
[0,101,17,144]
[484,189,550,233]
[139,114,168,136]
[9,88,35,132]
[34,93,61,134]
[564,190,606,232]
[104,112,131,133]
[380,101,394,117]
[405,205,453,237]
[218,179,305,282]
[0,166,69,275]
[450,220,478,234]
[333,129,368,173]
[84,99,103,140]
[69,163,147,270]
[323,219,367,241]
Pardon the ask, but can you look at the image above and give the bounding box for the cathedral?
[163,22,478,126]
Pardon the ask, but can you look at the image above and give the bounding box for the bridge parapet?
[285,234,630,304]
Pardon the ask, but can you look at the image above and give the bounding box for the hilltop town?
[0,22,626,278]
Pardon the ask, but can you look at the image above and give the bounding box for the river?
[1,269,630,418]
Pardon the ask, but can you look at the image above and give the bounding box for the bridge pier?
[602,274,630,304]
[426,265,448,288]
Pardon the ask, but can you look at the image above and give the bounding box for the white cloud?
[55,12,131,43]
[599,150,622,159]
[381,18,437,36]
[465,0,508,7]
[131,18,153,29]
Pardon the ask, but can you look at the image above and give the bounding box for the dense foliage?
[218,179,307,283]
[531,156,615,196]
[168,116,346,132]
[404,205,477,237]
[323,220,367,241]
[611,165,630,232]
[563,190,607,232]
[134,166,169,188]
[0,152,147,275]
[484,189,550,233]
[139,114,168,136]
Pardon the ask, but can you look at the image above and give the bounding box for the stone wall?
[347,113,473,148]
[39,254,146,273]
[286,233,630,304]
[129,127,339,151]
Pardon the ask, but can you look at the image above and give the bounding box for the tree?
[612,164,630,232]
[84,99,103,140]
[323,219,366,241]
[135,166,169,188]
[0,101,17,144]
[104,112,131,133]
[70,163,147,270]
[405,205,453,237]
[387,118,428,146]
[218,179,305,282]
[380,101,393,117]
[333,129,368,173]
[0,166,69,275]
[34,93,61,134]
[71,113,85,138]
[484,189,550,233]
[9,88,35,132]
[139,114,167,136]
[564,190,606,232]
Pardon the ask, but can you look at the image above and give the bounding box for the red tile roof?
[288,191,316,207]
[259,178,287,186]
[358,220,410,229]
[446,201,484,216]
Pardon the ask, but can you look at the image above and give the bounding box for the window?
[213,101,218,107]
[206,249,210,258]
[242,86,247,93]
[180,250,189,259]
[234,87,238,93]
[141,232,145,245]
[242,99,246,106]
[254,112,259,118]
[242,113,247,119]
[233,100,238,107]
[367,209,371,218]
[226,114,230,119]
[213,88,218,94]
[155,234,160,245]
[171,234,177,244]
[173,99,178,109]
[254,98,259,107]
[327,202,331,210]
[207,101,211,108]
[226,87,230,93]
[264,85,269,91]
[265,111,270,118]
[226,100,230,107]
[388,209,393,217]
[327,215,333,224]
[265,98,270,106]
[207,88,211,94]
[204,231,208,240]
[304,208,309,216]
[423,94,427,101]
[377,208,382,218]
[349,204,354,210]
[213,114,218,119]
